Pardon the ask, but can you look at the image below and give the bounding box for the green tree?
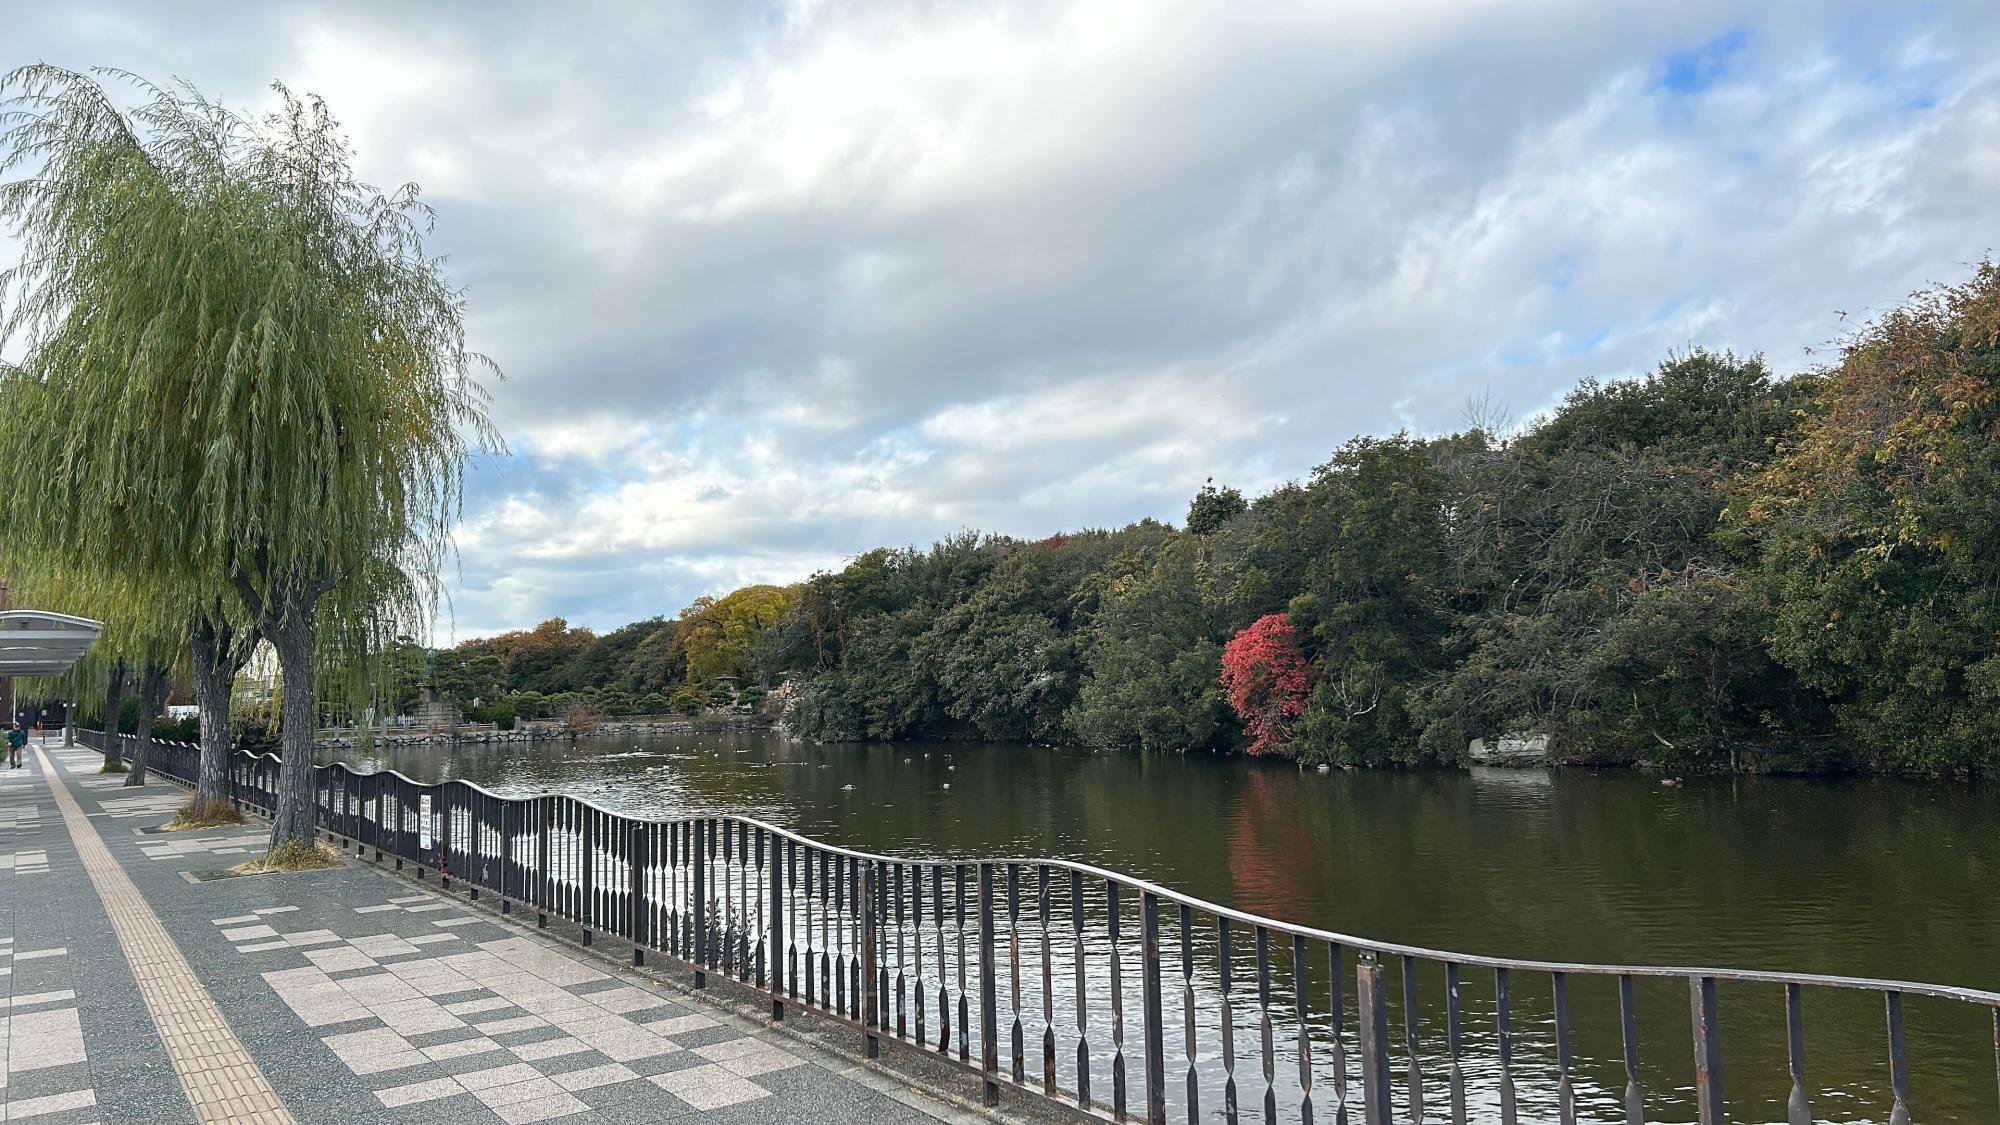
[1289,437,1457,765]
[680,585,795,687]
[1743,264,2000,772]
[479,619,596,695]
[1418,351,1800,766]
[1068,538,1231,751]
[917,528,1160,741]
[1185,478,1248,536]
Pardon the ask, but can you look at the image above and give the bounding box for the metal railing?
[76,730,2000,1124]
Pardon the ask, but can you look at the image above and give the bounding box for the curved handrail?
[305,756,2000,1009]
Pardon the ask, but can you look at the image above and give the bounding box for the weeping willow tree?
[0,66,500,856]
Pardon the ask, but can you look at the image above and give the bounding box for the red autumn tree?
[1219,614,1314,754]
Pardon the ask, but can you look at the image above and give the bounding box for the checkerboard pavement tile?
[227,904,851,1120]
[0,846,50,875]
[90,789,188,818]
[136,829,268,862]
[0,740,194,1125]
[34,741,981,1125]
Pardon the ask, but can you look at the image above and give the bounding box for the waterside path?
[0,737,1009,1124]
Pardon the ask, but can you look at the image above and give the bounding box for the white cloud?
[8,1,2000,636]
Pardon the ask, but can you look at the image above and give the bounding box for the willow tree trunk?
[189,619,234,808]
[101,660,128,769]
[124,665,168,787]
[268,611,318,851]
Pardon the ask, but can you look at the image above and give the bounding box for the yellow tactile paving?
[33,743,297,1124]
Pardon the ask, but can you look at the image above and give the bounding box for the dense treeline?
[450,264,2000,775]
[398,584,792,724]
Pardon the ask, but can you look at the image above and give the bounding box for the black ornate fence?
[76,730,2000,1124]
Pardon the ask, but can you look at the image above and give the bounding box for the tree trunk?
[102,660,128,769]
[190,618,236,807]
[124,665,168,786]
[268,610,318,851]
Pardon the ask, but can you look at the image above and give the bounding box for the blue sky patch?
[1659,28,1749,95]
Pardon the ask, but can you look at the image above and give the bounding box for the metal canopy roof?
[0,610,103,677]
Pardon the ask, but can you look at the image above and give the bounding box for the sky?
[6,1,1998,640]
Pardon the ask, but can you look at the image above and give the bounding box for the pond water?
[335,733,2000,1123]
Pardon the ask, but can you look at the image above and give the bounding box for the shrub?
[563,700,602,733]
[153,715,201,742]
[467,700,517,729]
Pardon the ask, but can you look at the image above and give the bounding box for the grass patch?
[98,759,128,774]
[162,797,248,832]
[231,840,342,874]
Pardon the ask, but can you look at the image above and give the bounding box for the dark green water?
[343,734,2000,1123]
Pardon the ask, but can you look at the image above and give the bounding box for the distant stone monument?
[412,683,463,729]
[411,647,462,729]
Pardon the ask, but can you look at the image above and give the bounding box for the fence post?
[630,821,647,966]
[770,833,786,1021]
[1886,991,1912,1125]
[1358,953,1392,1125]
[1141,891,1167,1124]
[862,860,881,1059]
[499,800,515,914]
[438,795,452,891]
[580,811,596,948]
[877,862,890,1037]
[692,818,707,988]
[536,798,551,928]
[979,863,1000,1106]
[466,792,481,901]
[1690,976,1724,1125]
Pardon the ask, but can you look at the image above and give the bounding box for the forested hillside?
[438,264,2000,775]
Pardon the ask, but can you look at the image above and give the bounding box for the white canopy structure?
[0,610,103,677]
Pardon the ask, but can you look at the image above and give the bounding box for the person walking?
[5,723,24,768]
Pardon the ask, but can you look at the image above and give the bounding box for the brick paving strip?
[32,742,297,1124]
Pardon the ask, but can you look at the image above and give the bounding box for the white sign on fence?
[419,793,433,851]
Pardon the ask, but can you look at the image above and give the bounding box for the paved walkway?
[0,737,984,1125]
